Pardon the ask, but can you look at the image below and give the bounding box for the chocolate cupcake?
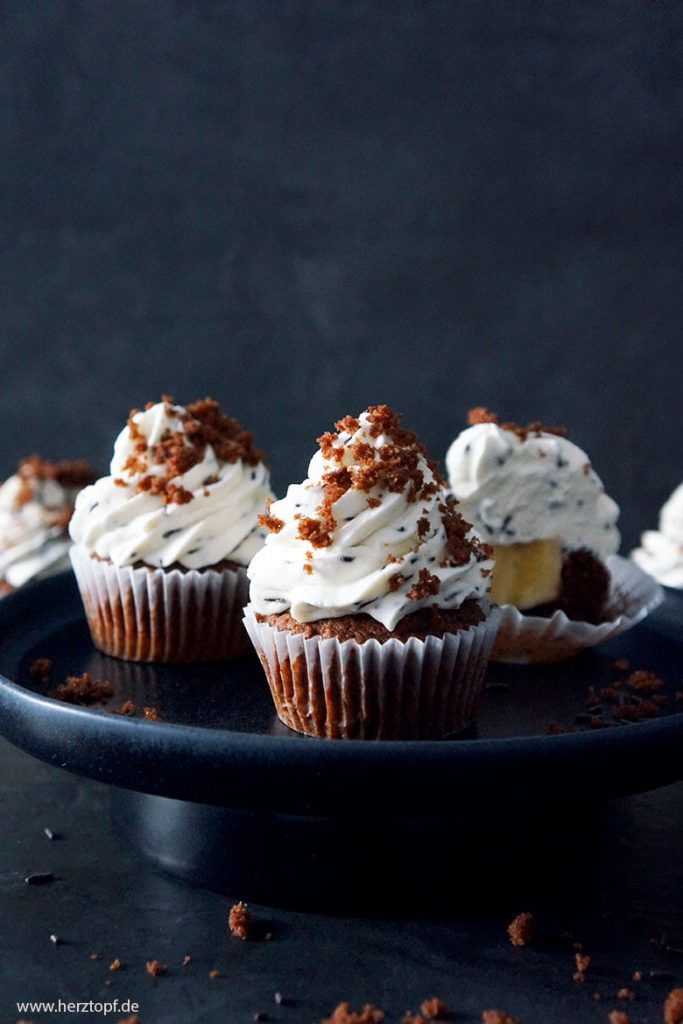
[446,408,662,662]
[69,396,272,662]
[243,405,499,739]
[0,456,96,594]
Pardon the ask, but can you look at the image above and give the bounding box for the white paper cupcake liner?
[243,602,502,739]
[70,544,250,663]
[492,554,664,664]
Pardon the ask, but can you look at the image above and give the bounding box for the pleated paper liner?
[243,602,502,739]
[70,544,250,663]
[492,554,664,664]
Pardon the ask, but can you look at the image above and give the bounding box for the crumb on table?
[507,912,534,947]
[229,900,251,940]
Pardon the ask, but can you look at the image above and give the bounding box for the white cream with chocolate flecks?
[445,421,620,557]
[248,409,492,631]
[0,472,76,589]
[69,401,272,569]
[632,482,683,588]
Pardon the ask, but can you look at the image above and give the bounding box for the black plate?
[0,572,681,818]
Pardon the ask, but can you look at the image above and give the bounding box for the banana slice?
[490,539,563,610]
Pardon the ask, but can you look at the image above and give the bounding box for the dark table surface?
[0,732,681,1024]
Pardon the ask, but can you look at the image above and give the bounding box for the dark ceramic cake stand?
[0,573,681,911]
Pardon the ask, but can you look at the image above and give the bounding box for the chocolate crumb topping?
[388,573,406,592]
[229,901,251,940]
[259,497,285,534]
[408,568,441,600]
[467,407,567,441]
[664,988,683,1024]
[322,1003,385,1024]
[48,673,113,706]
[122,397,264,506]
[264,407,487,579]
[29,657,53,684]
[420,997,448,1019]
[626,669,664,693]
[15,456,96,505]
[146,959,166,976]
[440,497,491,565]
[508,911,534,947]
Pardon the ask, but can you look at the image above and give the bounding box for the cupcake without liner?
[69,397,272,663]
[631,481,683,590]
[492,555,663,663]
[446,407,660,663]
[245,404,499,739]
[0,455,96,595]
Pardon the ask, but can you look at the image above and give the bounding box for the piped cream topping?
[632,482,683,588]
[445,409,620,558]
[0,457,95,588]
[69,398,272,569]
[248,405,493,630]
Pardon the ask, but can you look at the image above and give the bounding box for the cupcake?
[446,408,661,661]
[0,456,96,594]
[243,405,499,739]
[69,396,272,662]
[632,482,683,589]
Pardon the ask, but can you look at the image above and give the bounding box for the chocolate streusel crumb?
[146,959,166,976]
[48,673,113,706]
[508,911,534,947]
[143,706,162,721]
[321,1004,385,1024]
[109,958,122,971]
[664,988,683,1024]
[467,407,567,441]
[124,397,264,507]
[617,988,635,1001]
[229,900,251,940]
[29,658,53,683]
[626,669,664,693]
[256,599,484,644]
[407,568,441,601]
[259,497,285,535]
[111,700,137,716]
[481,1011,520,1024]
[420,997,448,1019]
[608,1012,630,1024]
[574,952,592,981]
[16,456,97,505]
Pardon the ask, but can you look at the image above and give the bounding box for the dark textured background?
[1,0,682,549]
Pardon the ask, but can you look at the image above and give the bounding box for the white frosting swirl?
[0,471,78,588]
[248,409,492,630]
[69,401,271,569]
[445,421,620,557]
[632,482,683,588]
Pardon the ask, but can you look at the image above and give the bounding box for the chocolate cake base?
[255,598,485,644]
[244,601,498,739]
[71,548,250,663]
